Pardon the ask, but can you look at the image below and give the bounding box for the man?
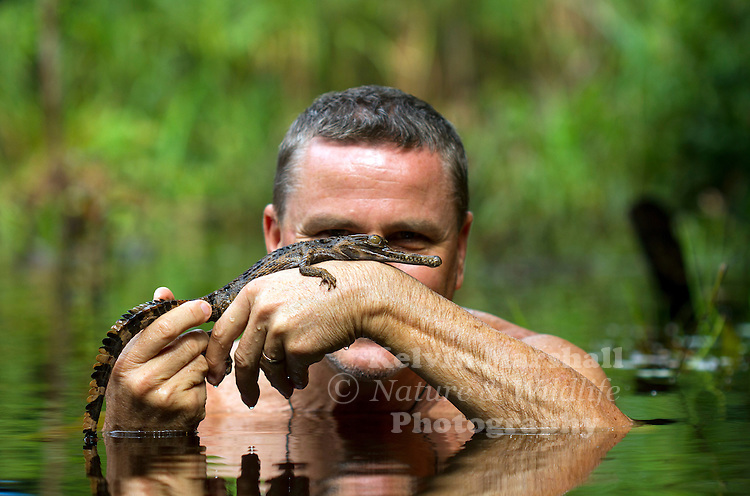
[103,85,631,437]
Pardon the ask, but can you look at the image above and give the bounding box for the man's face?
[263,138,472,378]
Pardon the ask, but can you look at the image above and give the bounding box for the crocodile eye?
[368,234,384,246]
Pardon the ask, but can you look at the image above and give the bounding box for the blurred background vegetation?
[0,0,748,491]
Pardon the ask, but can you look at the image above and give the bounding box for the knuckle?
[284,340,307,360]
[149,317,175,340]
[209,324,225,341]
[205,353,222,372]
[192,355,209,375]
[128,371,155,398]
[240,282,257,302]
[150,385,176,409]
[181,331,208,356]
[233,350,252,370]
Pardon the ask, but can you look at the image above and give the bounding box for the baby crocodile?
[82,234,441,447]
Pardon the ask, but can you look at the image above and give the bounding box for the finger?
[147,353,209,428]
[285,354,310,390]
[259,332,294,398]
[154,286,175,301]
[233,322,267,407]
[167,352,210,393]
[206,290,252,385]
[125,300,212,366]
[147,329,210,382]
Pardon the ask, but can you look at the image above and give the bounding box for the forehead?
[295,138,448,193]
[284,139,456,229]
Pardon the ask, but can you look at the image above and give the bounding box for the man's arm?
[363,268,629,429]
[206,261,631,431]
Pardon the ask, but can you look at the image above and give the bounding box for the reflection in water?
[95,436,207,495]
[91,412,625,495]
[419,431,625,495]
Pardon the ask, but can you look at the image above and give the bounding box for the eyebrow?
[300,216,360,234]
[384,219,448,239]
[301,215,448,240]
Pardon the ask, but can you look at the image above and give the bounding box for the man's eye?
[315,229,351,238]
[387,232,430,250]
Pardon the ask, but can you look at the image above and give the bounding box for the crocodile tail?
[83,299,187,447]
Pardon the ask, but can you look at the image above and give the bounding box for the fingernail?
[199,301,212,320]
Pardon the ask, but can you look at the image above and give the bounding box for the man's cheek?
[411,266,453,297]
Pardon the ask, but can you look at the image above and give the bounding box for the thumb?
[154,286,175,301]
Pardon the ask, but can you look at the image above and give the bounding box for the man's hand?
[205,262,368,408]
[102,287,212,432]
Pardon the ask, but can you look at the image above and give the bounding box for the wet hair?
[274,85,469,229]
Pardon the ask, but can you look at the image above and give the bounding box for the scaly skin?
[82,234,441,447]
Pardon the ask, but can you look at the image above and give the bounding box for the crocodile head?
[332,234,442,267]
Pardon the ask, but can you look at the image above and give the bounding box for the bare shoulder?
[463,308,536,339]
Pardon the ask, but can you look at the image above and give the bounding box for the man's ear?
[263,204,282,253]
[454,211,473,291]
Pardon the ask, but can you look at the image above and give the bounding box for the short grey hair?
[273,85,469,229]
